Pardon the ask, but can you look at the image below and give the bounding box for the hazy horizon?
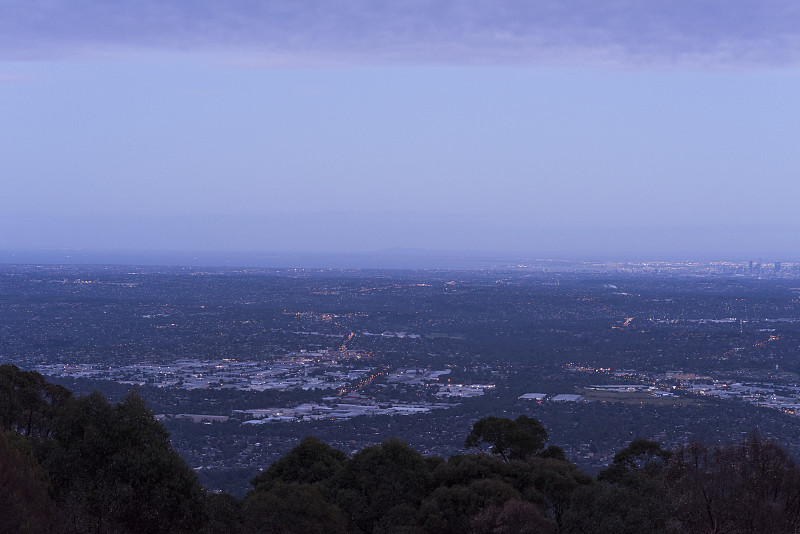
[3,221,798,270]
[3,212,800,264]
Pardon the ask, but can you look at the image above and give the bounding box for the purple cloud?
[2,1,799,67]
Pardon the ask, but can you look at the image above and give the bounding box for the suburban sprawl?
[4,259,800,495]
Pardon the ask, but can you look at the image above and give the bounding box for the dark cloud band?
[2,0,799,67]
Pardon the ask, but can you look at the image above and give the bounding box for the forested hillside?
[3,364,800,533]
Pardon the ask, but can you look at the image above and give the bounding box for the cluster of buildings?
[36,355,498,425]
[238,395,449,423]
[35,351,370,392]
[518,392,599,402]
[567,363,800,416]
[684,381,800,415]
[436,383,495,398]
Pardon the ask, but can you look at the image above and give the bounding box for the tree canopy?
[665,434,800,534]
[465,415,548,461]
[5,368,800,533]
[250,435,347,492]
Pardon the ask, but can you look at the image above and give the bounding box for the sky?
[2,1,800,261]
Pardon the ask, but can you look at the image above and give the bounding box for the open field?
[577,388,711,407]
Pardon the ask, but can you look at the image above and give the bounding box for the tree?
[198,492,242,534]
[523,457,593,528]
[564,439,675,534]
[563,481,676,534]
[44,391,206,533]
[250,436,346,492]
[0,430,63,534]
[334,438,433,533]
[598,438,671,484]
[419,478,520,534]
[242,482,347,534]
[465,415,547,462]
[664,434,800,534]
[471,499,557,534]
[0,364,71,438]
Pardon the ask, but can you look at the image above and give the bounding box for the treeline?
[3,364,800,533]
